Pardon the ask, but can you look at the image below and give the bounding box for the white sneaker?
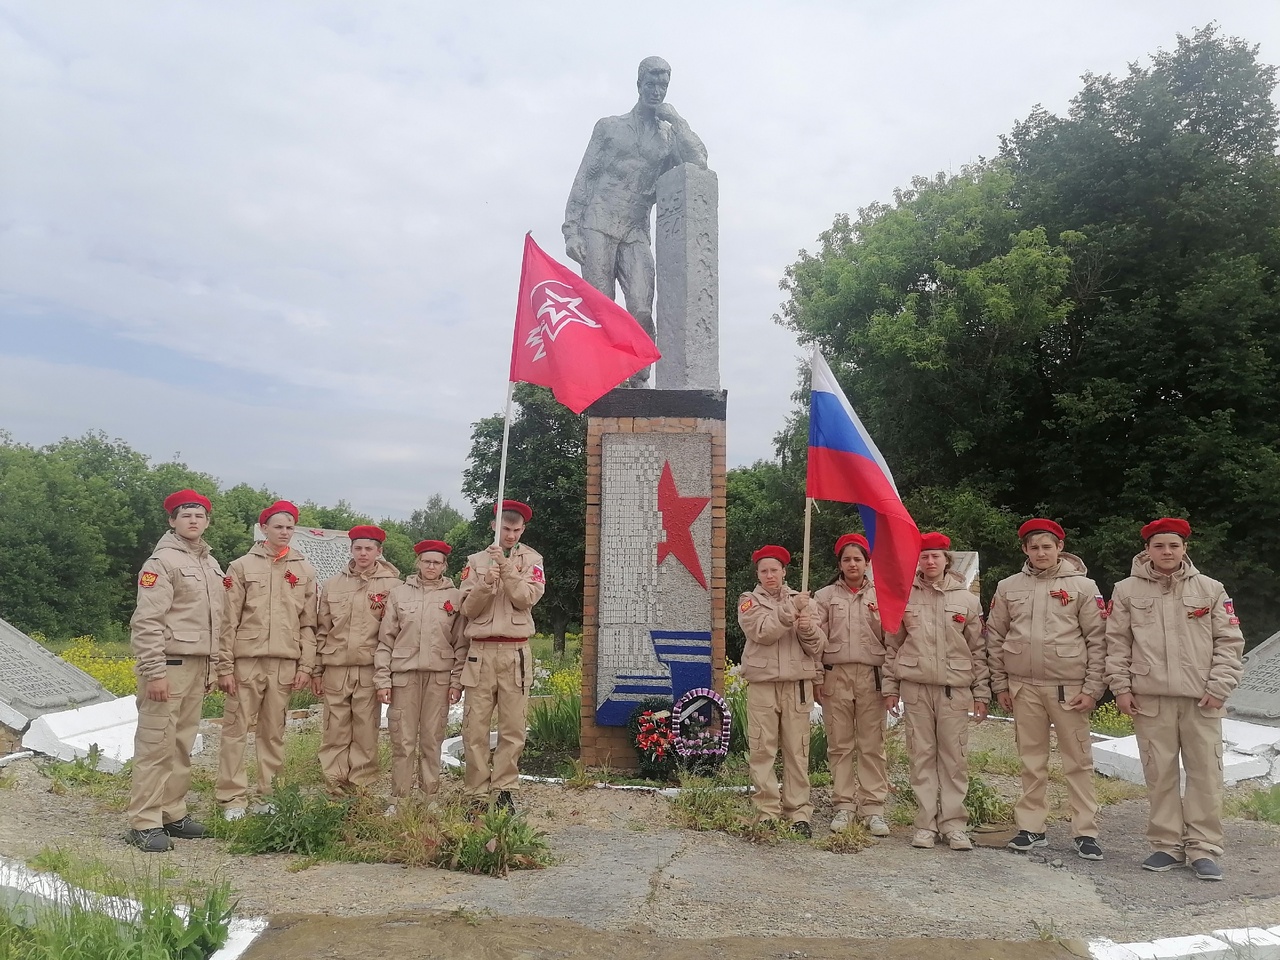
[223,807,246,822]
[866,815,891,837]
[912,829,936,848]
[249,802,275,815]
[830,810,852,833]
[946,830,974,851]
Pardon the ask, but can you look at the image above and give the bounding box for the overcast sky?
[3,1,1278,520]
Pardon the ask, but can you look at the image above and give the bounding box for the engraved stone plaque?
[1227,629,1280,727]
[254,527,353,584]
[0,616,115,732]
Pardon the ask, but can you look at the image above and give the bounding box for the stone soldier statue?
[563,56,707,384]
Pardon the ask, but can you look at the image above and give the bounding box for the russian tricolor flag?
[807,346,921,632]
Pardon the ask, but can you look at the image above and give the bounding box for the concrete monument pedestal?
[578,389,727,770]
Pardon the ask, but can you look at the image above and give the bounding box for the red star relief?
[657,461,710,590]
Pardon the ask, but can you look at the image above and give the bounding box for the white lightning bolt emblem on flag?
[526,281,602,361]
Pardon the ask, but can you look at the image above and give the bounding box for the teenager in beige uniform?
[986,518,1107,860]
[375,540,467,807]
[736,544,825,837]
[216,500,319,818]
[314,525,402,794]
[883,532,989,851]
[459,500,545,812]
[125,490,224,852]
[1106,517,1244,881]
[813,533,890,837]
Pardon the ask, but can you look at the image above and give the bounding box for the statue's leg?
[579,229,619,299]
[617,240,656,385]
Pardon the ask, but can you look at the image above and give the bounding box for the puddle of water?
[247,911,1087,960]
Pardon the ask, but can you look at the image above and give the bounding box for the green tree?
[404,495,465,542]
[776,25,1280,641]
[460,384,585,652]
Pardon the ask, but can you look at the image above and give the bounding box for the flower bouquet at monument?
[671,688,731,776]
[627,699,678,782]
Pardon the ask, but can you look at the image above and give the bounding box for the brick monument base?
[579,389,727,770]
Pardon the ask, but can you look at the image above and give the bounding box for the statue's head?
[636,56,671,106]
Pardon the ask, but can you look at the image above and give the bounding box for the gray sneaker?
[126,828,173,853]
[865,815,891,837]
[1189,858,1222,881]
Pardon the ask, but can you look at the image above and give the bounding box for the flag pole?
[800,496,814,593]
[492,379,515,547]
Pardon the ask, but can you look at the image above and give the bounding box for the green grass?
[1229,783,1280,824]
[968,747,1023,777]
[527,689,580,753]
[964,774,1014,825]
[1090,701,1135,737]
[40,747,131,812]
[212,787,551,876]
[3,851,233,960]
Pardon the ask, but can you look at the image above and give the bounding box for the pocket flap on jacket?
[1130,661,1152,675]
[1129,597,1154,609]
[946,658,972,671]
[896,655,919,667]
[1182,596,1212,608]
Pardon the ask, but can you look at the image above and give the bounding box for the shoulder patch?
[139,571,159,588]
[739,597,754,613]
[531,564,545,584]
[1095,595,1108,618]
[1224,598,1235,617]
[460,565,470,581]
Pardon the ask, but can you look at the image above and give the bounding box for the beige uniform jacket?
[217,543,319,675]
[316,558,403,669]
[737,585,825,683]
[130,532,225,681]
[1105,553,1244,702]
[814,579,885,667]
[374,575,468,689]
[458,543,545,639]
[884,571,990,701]
[985,554,1107,700]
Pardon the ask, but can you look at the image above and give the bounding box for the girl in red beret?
[813,534,891,837]
[735,545,825,837]
[882,533,989,851]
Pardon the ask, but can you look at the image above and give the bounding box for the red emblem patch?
[460,566,470,581]
[223,575,233,590]
[1230,616,1241,625]
[1224,599,1236,616]
[1094,595,1108,618]
[139,572,159,588]
[284,570,299,587]
[739,597,754,613]
[952,613,966,624]
[444,600,455,614]
[531,564,545,585]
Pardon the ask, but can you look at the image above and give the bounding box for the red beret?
[919,532,951,551]
[163,489,211,514]
[1018,518,1065,541]
[494,499,532,522]
[413,540,452,556]
[751,545,791,566]
[348,525,386,543]
[1141,517,1191,541]
[834,533,870,558]
[258,500,299,526]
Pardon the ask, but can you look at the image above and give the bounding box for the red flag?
[510,234,661,414]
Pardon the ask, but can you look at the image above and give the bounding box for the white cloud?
[3,0,1277,516]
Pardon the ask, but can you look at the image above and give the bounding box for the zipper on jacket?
[799,680,807,704]
[517,647,526,694]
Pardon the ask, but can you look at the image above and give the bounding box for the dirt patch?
[1,718,1278,949]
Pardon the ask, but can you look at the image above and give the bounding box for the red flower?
[284,570,299,587]
[952,613,966,624]
[444,600,455,614]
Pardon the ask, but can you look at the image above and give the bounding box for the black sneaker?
[127,828,173,853]
[1073,836,1103,861]
[162,816,207,839]
[1189,858,1223,881]
[791,820,812,839]
[1141,851,1184,872]
[1007,830,1048,852]
[494,790,516,814]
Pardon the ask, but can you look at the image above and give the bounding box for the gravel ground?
[2,716,1278,957]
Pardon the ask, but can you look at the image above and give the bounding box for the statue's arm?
[563,119,608,259]
[662,106,708,167]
